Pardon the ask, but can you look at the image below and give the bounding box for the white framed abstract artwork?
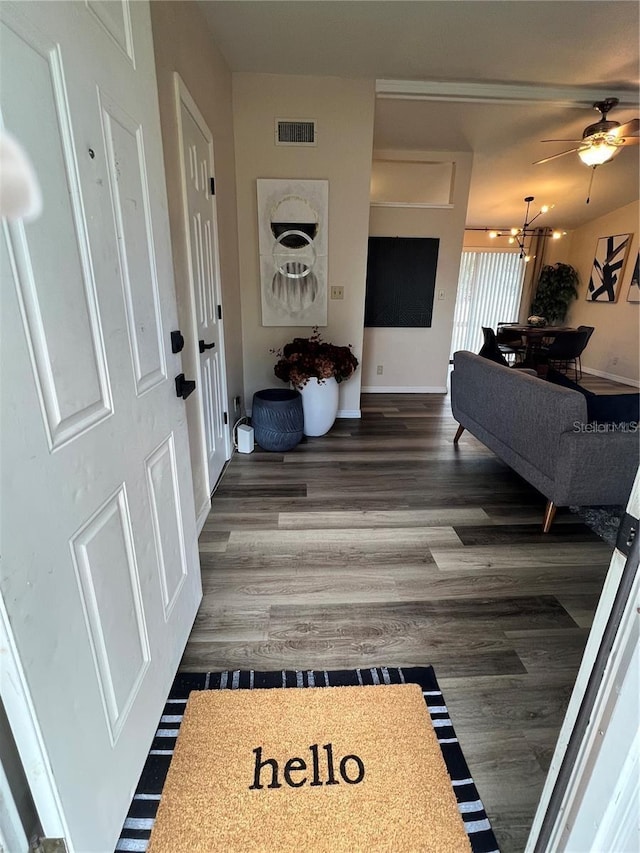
[586,233,632,302]
[627,252,640,302]
[257,178,328,326]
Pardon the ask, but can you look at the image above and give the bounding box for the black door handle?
[199,340,216,353]
[175,373,196,399]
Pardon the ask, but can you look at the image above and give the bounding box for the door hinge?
[217,304,222,320]
[223,411,228,425]
[210,177,215,195]
[30,837,68,853]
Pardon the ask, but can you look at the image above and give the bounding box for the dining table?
[499,325,577,371]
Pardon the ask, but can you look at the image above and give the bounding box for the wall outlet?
[330,286,344,300]
[376,365,383,375]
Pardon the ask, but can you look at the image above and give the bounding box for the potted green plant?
[272,327,359,436]
[530,262,580,326]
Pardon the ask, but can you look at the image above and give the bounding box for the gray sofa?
[450,351,639,531]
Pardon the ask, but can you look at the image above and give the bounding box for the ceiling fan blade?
[533,147,580,165]
[614,118,640,137]
[540,138,583,143]
[621,136,640,145]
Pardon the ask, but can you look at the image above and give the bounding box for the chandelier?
[488,196,565,262]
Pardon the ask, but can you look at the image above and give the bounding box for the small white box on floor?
[237,424,254,454]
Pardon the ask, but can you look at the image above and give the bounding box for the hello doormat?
[147,682,471,852]
[117,668,499,853]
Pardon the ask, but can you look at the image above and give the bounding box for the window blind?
[450,251,525,358]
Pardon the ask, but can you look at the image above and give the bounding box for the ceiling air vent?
[275,119,317,146]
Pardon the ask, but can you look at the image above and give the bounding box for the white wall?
[545,200,639,385]
[232,73,375,416]
[363,151,473,391]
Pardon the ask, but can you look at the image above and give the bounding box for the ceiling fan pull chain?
[585,166,597,205]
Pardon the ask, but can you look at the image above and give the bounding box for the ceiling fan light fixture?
[578,136,624,166]
[535,99,638,172]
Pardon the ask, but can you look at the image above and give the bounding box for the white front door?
[175,77,231,491]
[0,3,201,851]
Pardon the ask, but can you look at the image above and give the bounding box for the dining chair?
[542,329,592,381]
[577,325,595,342]
[496,322,525,362]
[576,326,595,377]
[478,327,509,366]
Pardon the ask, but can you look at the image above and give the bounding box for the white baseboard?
[582,367,639,388]
[196,498,211,534]
[361,385,448,394]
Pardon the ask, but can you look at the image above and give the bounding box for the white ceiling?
[199,1,640,230]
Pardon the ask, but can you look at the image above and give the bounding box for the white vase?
[298,377,339,436]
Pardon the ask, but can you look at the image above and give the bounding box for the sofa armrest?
[553,428,639,506]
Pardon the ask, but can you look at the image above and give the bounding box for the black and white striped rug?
[116,666,500,853]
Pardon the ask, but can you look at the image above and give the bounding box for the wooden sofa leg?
[542,500,557,533]
[453,424,465,444]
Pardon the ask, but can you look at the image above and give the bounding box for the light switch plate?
[330,286,344,300]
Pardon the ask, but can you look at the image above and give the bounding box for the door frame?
[173,72,231,532]
[525,467,640,850]
[0,754,29,853]
[0,593,67,839]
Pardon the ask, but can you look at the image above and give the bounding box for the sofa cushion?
[587,394,640,425]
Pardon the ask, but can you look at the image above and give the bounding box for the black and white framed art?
[587,233,632,303]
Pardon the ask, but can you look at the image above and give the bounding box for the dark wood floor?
[182,388,618,853]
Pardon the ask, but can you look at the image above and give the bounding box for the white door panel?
[0,3,201,851]
[145,434,190,619]
[176,81,230,490]
[86,0,135,62]
[70,484,151,743]
[99,92,167,395]
[1,20,113,450]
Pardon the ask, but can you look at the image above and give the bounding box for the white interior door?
[175,77,231,491]
[0,3,202,851]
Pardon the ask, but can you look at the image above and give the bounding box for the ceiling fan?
[534,97,640,167]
